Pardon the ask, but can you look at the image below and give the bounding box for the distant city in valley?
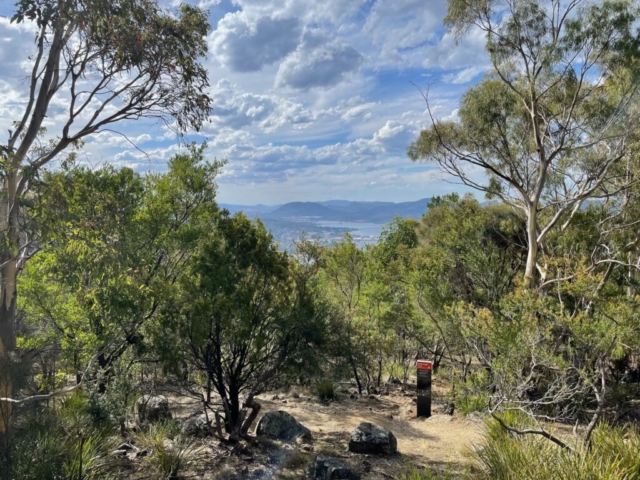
[220,198,431,251]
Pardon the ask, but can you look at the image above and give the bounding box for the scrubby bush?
[2,392,115,480]
[314,378,339,401]
[475,416,640,480]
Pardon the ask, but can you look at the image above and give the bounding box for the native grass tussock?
[474,413,640,480]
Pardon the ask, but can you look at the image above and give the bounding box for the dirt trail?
[168,384,484,479]
[255,388,483,478]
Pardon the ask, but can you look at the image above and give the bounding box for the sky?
[0,0,490,205]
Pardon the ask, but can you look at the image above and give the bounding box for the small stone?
[115,442,135,451]
[314,455,360,479]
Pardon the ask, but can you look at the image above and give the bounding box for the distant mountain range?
[220,198,431,224]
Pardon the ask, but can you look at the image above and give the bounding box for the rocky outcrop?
[134,395,171,425]
[348,422,397,455]
[255,410,312,442]
[313,455,360,480]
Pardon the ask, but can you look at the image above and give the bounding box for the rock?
[255,411,312,443]
[313,455,360,480]
[115,442,135,452]
[443,402,455,415]
[135,395,171,425]
[181,413,211,437]
[127,448,148,460]
[348,422,397,455]
[466,411,486,423]
[301,444,314,452]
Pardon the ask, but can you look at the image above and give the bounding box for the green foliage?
[2,392,116,480]
[314,378,339,401]
[19,144,221,398]
[158,213,330,434]
[134,421,195,479]
[476,419,640,480]
[11,0,212,131]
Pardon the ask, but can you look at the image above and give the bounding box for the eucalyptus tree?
[409,0,640,288]
[0,0,212,432]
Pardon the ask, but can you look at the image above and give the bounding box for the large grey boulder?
[135,395,171,425]
[348,422,397,455]
[313,455,360,480]
[255,410,312,442]
[181,412,211,437]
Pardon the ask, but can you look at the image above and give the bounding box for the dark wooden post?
[416,360,432,418]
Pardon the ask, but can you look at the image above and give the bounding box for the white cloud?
[0,0,491,204]
[210,13,302,72]
[275,31,363,90]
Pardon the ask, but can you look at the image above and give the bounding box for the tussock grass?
[314,378,339,401]
[474,414,640,480]
[134,421,196,479]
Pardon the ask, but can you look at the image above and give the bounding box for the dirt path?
[253,387,483,478]
[167,384,483,479]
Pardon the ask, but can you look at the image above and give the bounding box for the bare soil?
[117,380,483,479]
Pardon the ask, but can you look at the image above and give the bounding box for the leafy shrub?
[2,394,115,480]
[135,421,195,479]
[475,416,640,480]
[314,378,339,401]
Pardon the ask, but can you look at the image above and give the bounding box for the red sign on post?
[416,360,433,371]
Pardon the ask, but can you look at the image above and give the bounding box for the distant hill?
[220,198,431,224]
[263,198,431,223]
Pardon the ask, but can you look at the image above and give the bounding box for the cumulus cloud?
[210,13,302,72]
[364,0,447,66]
[207,80,315,132]
[275,31,363,90]
[231,0,368,24]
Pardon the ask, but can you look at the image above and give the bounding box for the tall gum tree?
[408,0,640,288]
[0,0,212,434]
